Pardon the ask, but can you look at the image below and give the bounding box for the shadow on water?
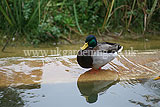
[77,69,119,103]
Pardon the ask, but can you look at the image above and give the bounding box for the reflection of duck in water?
[77,69,119,103]
[77,35,123,69]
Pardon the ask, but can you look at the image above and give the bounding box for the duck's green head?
[84,94,98,103]
[81,35,97,50]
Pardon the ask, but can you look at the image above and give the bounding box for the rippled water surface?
[0,50,160,107]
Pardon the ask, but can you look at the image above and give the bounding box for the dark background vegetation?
[0,0,160,46]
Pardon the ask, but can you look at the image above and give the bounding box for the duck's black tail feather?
[117,45,123,53]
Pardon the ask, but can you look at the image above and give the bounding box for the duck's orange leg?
[89,68,101,74]
[98,67,101,70]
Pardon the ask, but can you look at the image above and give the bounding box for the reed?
[0,0,159,45]
[102,0,115,31]
[0,0,49,34]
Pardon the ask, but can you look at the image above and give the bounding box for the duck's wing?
[94,42,122,53]
[91,42,123,69]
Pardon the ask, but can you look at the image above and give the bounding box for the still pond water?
[0,42,160,107]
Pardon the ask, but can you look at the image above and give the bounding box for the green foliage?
[0,0,160,44]
[0,0,49,44]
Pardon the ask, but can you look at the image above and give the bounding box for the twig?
[2,32,15,52]
[127,0,136,29]
[2,39,9,52]
[46,32,56,39]
[60,36,73,44]
[46,32,73,44]
[97,29,102,36]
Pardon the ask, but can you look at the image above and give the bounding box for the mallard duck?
[77,35,123,69]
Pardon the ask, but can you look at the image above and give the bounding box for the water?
[0,50,160,107]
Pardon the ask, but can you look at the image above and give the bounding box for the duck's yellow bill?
[153,76,160,80]
[84,96,89,101]
[81,43,88,50]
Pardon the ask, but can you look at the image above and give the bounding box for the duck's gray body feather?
[91,42,122,69]
[77,42,123,69]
